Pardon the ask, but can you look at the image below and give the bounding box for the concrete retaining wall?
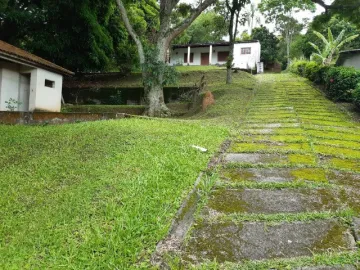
[0,111,131,125]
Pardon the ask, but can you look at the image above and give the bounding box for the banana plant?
[309,28,359,65]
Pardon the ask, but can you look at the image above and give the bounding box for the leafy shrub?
[354,83,360,110]
[289,60,308,76]
[325,67,360,101]
[304,61,321,82]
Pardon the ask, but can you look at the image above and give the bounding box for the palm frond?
[313,30,328,46]
[308,42,322,54]
[327,28,334,44]
[337,34,359,49]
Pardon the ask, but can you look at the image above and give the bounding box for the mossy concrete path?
[180,74,360,269]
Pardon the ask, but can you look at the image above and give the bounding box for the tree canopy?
[0,0,159,72]
[251,26,279,64]
[173,11,228,44]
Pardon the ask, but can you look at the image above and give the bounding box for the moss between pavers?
[238,135,308,143]
[303,125,360,134]
[313,139,360,150]
[244,128,304,135]
[314,145,360,159]
[288,154,317,166]
[306,129,360,142]
[221,167,328,183]
[230,142,311,153]
[291,168,328,183]
[301,119,356,128]
[326,158,360,173]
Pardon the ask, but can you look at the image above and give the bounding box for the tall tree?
[116,0,217,117]
[224,0,249,84]
[275,14,304,67]
[0,0,142,72]
[251,26,279,65]
[244,3,261,36]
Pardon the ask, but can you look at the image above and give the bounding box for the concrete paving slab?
[224,153,286,164]
[221,168,294,183]
[184,219,355,263]
[353,217,360,241]
[327,170,360,188]
[297,266,356,270]
[206,189,343,214]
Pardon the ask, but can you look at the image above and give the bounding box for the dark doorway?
[201,53,209,65]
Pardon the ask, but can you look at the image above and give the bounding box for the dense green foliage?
[325,67,360,101]
[0,0,159,72]
[354,83,360,109]
[251,26,279,65]
[290,60,360,102]
[173,11,228,44]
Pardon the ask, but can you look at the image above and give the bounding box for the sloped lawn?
[0,118,227,269]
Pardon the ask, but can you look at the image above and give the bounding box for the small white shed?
[169,41,261,69]
[0,40,74,112]
[337,49,360,69]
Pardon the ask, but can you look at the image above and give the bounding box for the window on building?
[184,53,194,63]
[45,79,55,88]
[217,51,229,62]
[241,47,251,55]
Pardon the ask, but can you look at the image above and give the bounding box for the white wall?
[341,54,360,69]
[32,68,63,112]
[0,61,63,112]
[0,61,21,111]
[169,42,261,69]
[233,42,261,69]
[170,46,224,66]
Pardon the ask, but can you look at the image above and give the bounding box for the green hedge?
[325,67,360,101]
[289,60,360,102]
[354,83,360,109]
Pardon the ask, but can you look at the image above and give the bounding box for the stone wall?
[0,111,132,125]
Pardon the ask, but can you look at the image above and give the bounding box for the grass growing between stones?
[0,119,227,269]
[189,251,360,269]
[214,209,355,225]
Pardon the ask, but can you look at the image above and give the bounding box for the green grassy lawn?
[0,119,227,269]
[0,69,257,269]
[175,65,224,72]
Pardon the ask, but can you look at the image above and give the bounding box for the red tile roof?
[0,40,74,76]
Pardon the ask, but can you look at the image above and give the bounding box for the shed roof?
[340,49,360,54]
[0,40,74,76]
[172,40,259,49]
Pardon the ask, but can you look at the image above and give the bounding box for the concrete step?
[183,219,355,263]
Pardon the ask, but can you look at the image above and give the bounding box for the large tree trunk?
[286,31,291,68]
[142,40,171,117]
[226,43,234,84]
[144,82,170,117]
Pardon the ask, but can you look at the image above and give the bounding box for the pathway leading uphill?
[178,74,360,269]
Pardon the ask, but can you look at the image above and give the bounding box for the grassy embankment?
[0,67,256,269]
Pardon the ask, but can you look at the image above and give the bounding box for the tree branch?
[166,0,217,42]
[312,0,360,11]
[115,0,145,64]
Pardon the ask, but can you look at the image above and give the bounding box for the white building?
[169,41,261,69]
[0,40,73,112]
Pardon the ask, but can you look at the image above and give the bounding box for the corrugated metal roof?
[0,40,74,76]
[340,49,360,54]
[172,40,259,49]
